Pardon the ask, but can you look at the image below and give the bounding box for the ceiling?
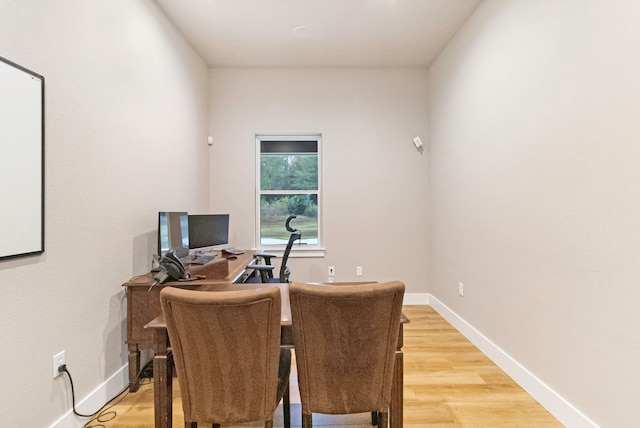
[154,0,482,68]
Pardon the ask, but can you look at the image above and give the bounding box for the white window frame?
[255,134,324,257]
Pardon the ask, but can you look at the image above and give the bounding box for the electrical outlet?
[328,266,335,277]
[356,266,363,276]
[458,282,464,297]
[53,350,65,378]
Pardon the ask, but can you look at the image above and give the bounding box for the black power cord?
[58,364,94,418]
[58,363,152,428]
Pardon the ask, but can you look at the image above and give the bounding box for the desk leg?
[390,350,404,428]
[127,344,140,392]
[153,329,173,428]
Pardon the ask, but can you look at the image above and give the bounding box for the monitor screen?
[157,212,189,258]
[188,214,229,250]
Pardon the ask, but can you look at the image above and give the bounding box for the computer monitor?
[188,214,229,250]
[157,211,189,258]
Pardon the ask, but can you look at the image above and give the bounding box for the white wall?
[0,1,209,426]
[428,1,640,426]
[208,68,429,291]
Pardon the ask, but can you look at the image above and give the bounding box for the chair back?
[160,286,282,425]
[289,281,405,415]
[278,231,302,281]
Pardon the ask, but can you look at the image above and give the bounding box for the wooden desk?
[145,282,409,428]
[121,250,255,391]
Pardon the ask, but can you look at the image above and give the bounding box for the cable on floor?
[59,363,153,428]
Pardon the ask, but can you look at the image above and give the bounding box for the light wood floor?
[89,306,563,427]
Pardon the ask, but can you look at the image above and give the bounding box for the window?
[256,134,321,252]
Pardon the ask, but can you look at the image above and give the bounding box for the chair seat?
[245,275,285,284]
[245,276,281,284]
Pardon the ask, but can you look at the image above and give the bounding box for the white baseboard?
[404,292,430,305]
[426,293,599,428]
[48,365,129,428]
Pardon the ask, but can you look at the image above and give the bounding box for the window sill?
[252,247,326,258]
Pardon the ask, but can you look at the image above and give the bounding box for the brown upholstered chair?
[160,286,290,428]
[289,281,405,428]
